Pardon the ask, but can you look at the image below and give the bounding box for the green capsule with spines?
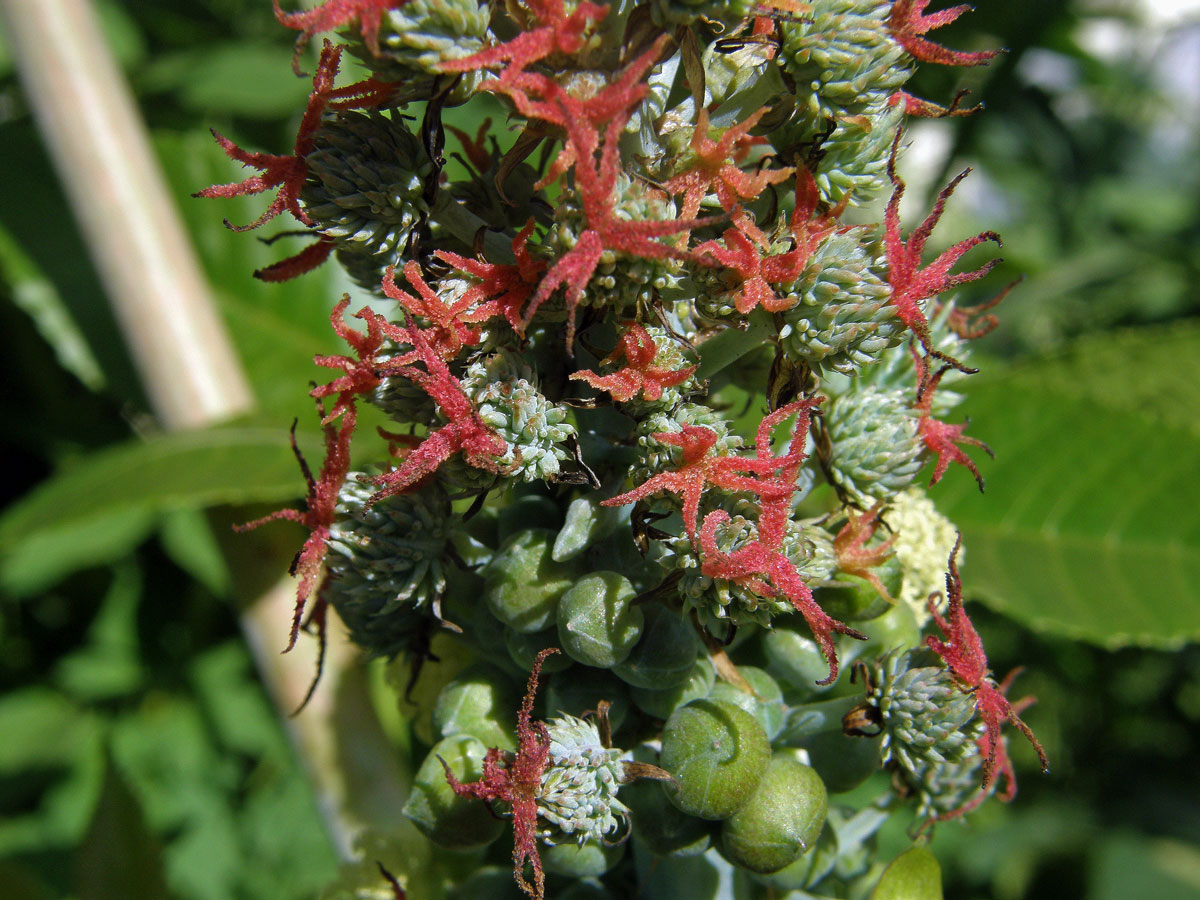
[720,755,828,874]
[483,529,579,633]
[630,658,716,719]
[556,571,645,669]
[403,735,505,850]
[821,386,924,503]
[660,698,771,820]
[302,110,433,260]
[613,603,700,690]
[344,0,490,103]
[432,663,519,751]
[711,666,787,741]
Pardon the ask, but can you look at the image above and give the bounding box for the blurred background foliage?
[1,1,1199,898]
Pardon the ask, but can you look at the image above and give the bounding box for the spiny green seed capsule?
[660,698,771,820]
[403,735,505,850]
[461,352,578,483]
[347,0,490,103]
[556,572,645,669]
[483,529,579,633]
[775,231,901,376]
[677,517,835,633]
[821,386,923,504]
[720,755,828,873]
[302,110,434,260]
[538,715,630,845]
[324,478,452,658]
[872,650,978,773]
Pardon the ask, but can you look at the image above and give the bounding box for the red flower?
[912,350,992,490]
[888,0,1001,67]
[925,538,1048,789]
[883,132,1001,371]
[694,171,840,315]
[436,220,546,334]
[382,261,486,360]
[570,322,697,402]
[662,107,793,246]
[435,0,608,88]
[602,398,817,543]
[442,648,560,900]
[358,316,507,504]
[699,511,864,685]
[273,0,404,58]
[832,503,896,603]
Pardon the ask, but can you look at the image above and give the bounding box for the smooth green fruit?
[660,699,771,820]
[433,664,518,751]
[542,668,630,734]
[484,529,578,633]
[542,840,625,877]
[814,565,901,623]
[763,628,837,696]
[804,729,882,794]
[708,666,785,740]
[556,571,644,668]
[497,493,561,535]
[871,846,942,900]
[613,603,700,689]
[720,756,828,873]
[630,659,715,719]
[403,735,504,850]
[504,627,572,674]
[623,746,712,857]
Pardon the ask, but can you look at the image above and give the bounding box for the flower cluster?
[208,1,1045,897]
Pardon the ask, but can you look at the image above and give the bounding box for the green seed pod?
[709,666,786,741]
[552,497,625,563]
[302,110,433,260]
[542,668,631,735]
[872,846,943,900]
[720,756,828,873]
[346,0,490,103]
[613,603,700,690]
[451,866,525,900]
[505,627,572,675]
[483,529,578,633]
[324,478,452,658]
[432,664,519,751]
[460,351,578,483]
[629,658,716,719]
[538,715,631,845]
[542,840,626,877]
[821,386,924,503]
[762,628,838,697]
[556,572,645,669]
[857,602,922,657]
[775,231,902,377]
[814,562,902,623]
[803,728,881,794]
[660,698,771,820]
[621,744,712,857]
[403,735,505,850]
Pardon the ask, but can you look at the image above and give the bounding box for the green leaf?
[141,44,312,117]
[54,562,145,701]
[0,426,317,596]
[0,217,105,390]
[77,753,173,900]
[871,845,942,900]
[159,508,232,597]
[934,324,1200,648]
